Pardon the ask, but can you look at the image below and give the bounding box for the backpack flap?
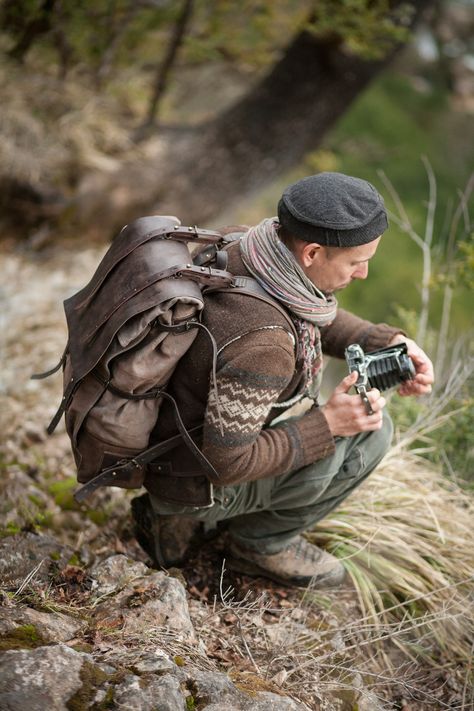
[72,302,200,485]
[65,232,205,382]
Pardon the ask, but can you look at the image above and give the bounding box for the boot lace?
[290,537,324,563]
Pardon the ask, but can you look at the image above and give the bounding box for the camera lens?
[367,353,415,391]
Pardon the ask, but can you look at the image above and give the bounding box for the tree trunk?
[141,0,195,130]
[157,0,434,223]
[8,0,435,238]
[95,3,141,88]
[161,33,398,222]
[6,0,57,62]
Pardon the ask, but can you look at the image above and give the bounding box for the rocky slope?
[2,241,472,710]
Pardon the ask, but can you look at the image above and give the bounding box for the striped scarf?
[240,218,338,391]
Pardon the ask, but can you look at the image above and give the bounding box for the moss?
[229,670,283,698]
[95,685,115,710]
[173,655,186,667]
[28,493,43,507]
[86,510,109,526]
[48,477,79,511]
[68,552,82,566]
[183,680,202,711]
[66,660,110,711]
[0,624,46,651]
[0,522,22,538]
[34,510,54,529]
[71,642,94,654]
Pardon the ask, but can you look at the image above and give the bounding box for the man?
[132,172,434,588]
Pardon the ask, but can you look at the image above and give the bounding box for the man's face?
[299,238,381,295]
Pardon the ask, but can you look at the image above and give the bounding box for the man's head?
[278,172,388,294]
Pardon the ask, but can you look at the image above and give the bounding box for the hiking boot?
[227,535,346,588]
[131,494,200,568]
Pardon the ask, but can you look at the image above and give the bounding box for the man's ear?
[300,242,322,268]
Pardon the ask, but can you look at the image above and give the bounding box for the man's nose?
[354,263,369,279]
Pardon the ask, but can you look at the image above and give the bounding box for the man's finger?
[367,388,381,403]
[398,381,432,396]
[335,370,359,394]
[368,394,386,411]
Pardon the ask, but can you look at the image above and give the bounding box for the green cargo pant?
[150,409,393,554]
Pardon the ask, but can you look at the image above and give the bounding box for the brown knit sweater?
[144,241,402,506]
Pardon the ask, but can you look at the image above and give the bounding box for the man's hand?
[388,335,434,396]
[322,371,386,437]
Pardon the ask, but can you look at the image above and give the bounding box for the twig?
[435,175,474,377]
[216,558,262,672]
[378,168,432,348]
[418,156,436,346]
[14,559,45,596]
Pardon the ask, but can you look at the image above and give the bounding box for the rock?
[129,649,177,675]
[93,569,196,642]
[113,672,187,710]
[0,533,74,590]
[101,646,177,675]
[89,554,149,597]
[0,643,90,710]
[187,669,309,710]
[111,667,309,711]
[0,606,86,646]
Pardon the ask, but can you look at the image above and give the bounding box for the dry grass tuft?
[309,448,474,671]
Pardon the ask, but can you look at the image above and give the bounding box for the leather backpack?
[34,216,296,503]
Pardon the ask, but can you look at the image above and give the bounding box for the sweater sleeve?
[202,329,335,485]
[320,308,405,359]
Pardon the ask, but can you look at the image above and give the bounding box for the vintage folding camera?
[345,343,415,414]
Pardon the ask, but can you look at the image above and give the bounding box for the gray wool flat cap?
[278,172,388,247]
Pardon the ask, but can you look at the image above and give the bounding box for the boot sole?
[226,555,346,589]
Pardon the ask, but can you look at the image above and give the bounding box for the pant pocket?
[213,486,236,510]
[338,447,364,481]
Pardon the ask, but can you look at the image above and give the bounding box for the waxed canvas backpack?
[34,216,296,503]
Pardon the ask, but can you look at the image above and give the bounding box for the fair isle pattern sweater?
[145,240,403,506]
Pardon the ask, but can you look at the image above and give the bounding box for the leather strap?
[193,245,217,266]
[84,264,234,344]
[215,250,229,271]
[166,225,222,243]
[72,222,223,313]
[31,348,67,380]
[46,376,77,435]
